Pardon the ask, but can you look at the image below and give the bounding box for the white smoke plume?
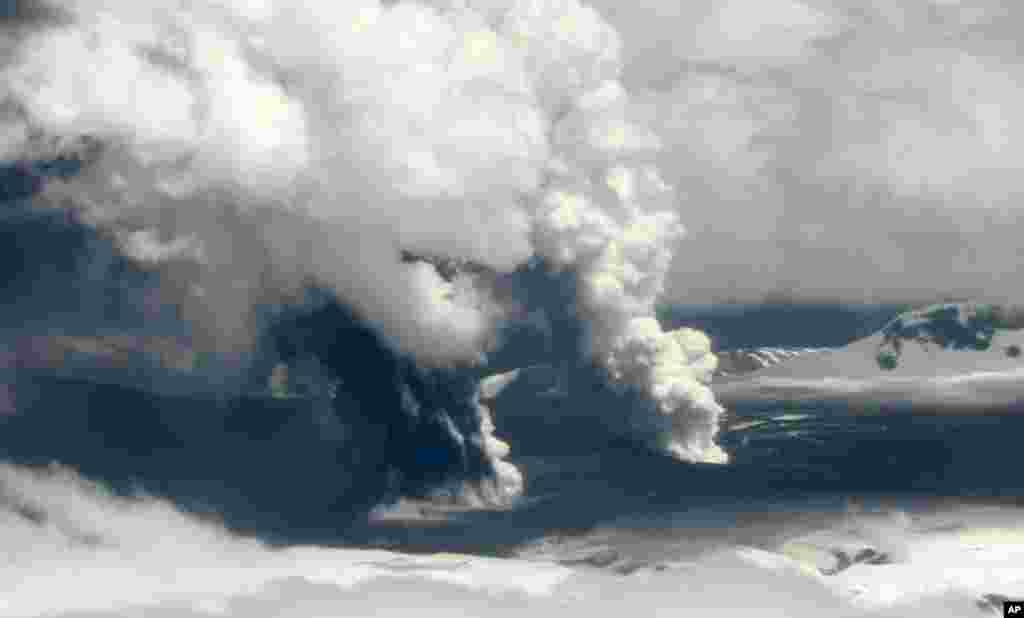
[430,0,724,463]
[2,0,533,362]
[0,0,729,474]
[527,75,725,459]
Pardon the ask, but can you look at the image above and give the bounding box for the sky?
[583,0,1024,306]
[4,1,1021,327]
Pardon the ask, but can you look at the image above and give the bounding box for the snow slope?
[717,303,1024,412]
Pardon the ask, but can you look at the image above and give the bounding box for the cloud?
[11,0,1022,500]
[0,0,729,464]
[585,0,1024,305]
[1,0,550,362]
[1,462,1005,618]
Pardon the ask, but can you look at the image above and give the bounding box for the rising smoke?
[7,0,1019,507]
[0,0,729,497]
[2,3,1024,614]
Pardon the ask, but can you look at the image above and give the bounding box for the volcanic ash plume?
[509,11,726,462]
[418,0,726,463]
[0,0,728,502]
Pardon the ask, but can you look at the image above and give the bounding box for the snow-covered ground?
[715,347,831,377]
[717,303,1024,412]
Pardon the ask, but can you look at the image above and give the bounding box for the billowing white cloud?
[0,0,730,477]
[9,0,1021,488]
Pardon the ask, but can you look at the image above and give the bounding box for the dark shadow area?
[3,153,1020,562]
[0,167,177,334]
[0,288,502,544]
[3,373,355,537]
[660,303,906,350]
[256,295,495,504]
[0,156,498,544]
[0,0,68,25]
[348,391,1024,556]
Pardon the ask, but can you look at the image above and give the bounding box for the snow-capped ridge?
[717,302,1024,413]
[714,347,831,378]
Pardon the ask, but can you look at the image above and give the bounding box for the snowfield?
[717,304,1024,413]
